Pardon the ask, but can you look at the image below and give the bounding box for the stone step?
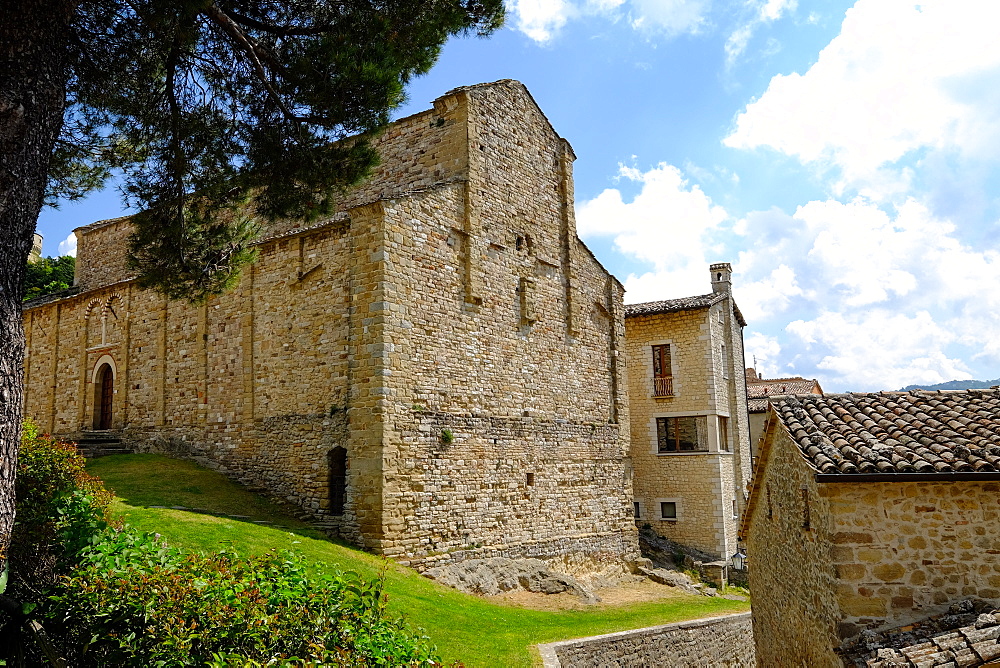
[73,433,133,458]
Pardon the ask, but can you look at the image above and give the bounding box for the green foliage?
[54,0,504,301]
[440,428,454,445]
[10,432,440,666]
[23,255,75,301]
[40,533,442,667]
[9,420,115,602]
[95,454,751,667]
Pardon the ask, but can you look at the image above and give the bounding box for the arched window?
[94,363,114,430]
[328,447,347,516]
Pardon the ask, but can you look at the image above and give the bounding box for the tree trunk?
[0,1,75,567]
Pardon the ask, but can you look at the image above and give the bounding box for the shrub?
[9,420,115,601]
[40,530,442,666]
[9,420,445,667]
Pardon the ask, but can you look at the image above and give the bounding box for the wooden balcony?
[653,376,674,397]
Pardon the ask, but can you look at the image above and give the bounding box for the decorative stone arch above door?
[91,354,117,430]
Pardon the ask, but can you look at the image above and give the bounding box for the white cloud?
[734,263,803,322]
[731,195,1000,390]
[759,0,794,22]
[724,0,1000,187]
[577,162,729,301]
[725,0,796,64]
[629,0,710,36]
[580,158,1000,389]
[507,0,574,42]
[744,331,783,378]
[57,232,77,257]
[786,310,972,391]
[507,0,710,42]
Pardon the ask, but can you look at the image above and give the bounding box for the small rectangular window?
[633,501,641,519]
[651,345,673,396]
[732,499,738,518]
[660,501,677,519]
[719,416,730,451]
[526,472,535,486]
[657,417,703,452]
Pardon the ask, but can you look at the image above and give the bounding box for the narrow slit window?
[328,447,347,516]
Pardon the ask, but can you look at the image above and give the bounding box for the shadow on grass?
[87,453,342,543]
[88,453,752,667]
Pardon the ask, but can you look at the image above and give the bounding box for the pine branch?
[200,4,296,121]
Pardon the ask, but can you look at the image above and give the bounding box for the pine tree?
[0,0,503,577]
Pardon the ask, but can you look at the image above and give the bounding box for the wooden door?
[97,365,113,430]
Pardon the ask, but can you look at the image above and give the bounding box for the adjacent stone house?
[740,390,1000,666]
[623,265,753,560]
[21,80,640,573]
[744,368,822,457]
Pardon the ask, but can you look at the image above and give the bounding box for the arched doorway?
[94,363,114,430]
[328,446,347,516]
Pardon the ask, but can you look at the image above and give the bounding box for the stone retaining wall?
[537,612,754,667]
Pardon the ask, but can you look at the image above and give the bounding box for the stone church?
[22,81,641,572]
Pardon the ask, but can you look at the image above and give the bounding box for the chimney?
[710,262,732,294]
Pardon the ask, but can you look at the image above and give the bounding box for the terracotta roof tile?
[625,292,747,326]
[838,600,1000,667]
[625,293,723,316]
[772,390,1000,476]
[746,376,823,412]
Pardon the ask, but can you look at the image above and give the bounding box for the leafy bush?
[40,530,442,666]
[9,421,445,667]
[9,420,115,602]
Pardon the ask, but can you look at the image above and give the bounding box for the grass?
[87,454,750,667]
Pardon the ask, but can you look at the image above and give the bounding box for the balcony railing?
[653,376,674,397]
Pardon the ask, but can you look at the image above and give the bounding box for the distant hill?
[898,378,1000,391]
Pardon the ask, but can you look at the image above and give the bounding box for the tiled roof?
[772,390,1000,476]
[625,293,747,326]
[747,377,822,412]
[838,599,1000,667]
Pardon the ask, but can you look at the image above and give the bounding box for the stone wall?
[73,217,133,289]
[823,479,1000,638]
[537,612,754,667]
[22,80,638,570]
[745,424,843,667]
[745,420,1000,664]
[624,292,750,559]
[366,81,634,566]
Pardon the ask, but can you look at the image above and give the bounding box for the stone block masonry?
[537,612,755,667]
[624,269,752,561]
[22,80,639,572]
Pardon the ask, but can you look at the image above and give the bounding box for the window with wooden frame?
[656,416,704,452]
[718,416,730,451]
[651,344,674,396]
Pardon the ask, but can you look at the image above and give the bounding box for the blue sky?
[37,0,1000,392]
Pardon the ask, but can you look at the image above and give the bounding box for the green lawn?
[87,454,749,667]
